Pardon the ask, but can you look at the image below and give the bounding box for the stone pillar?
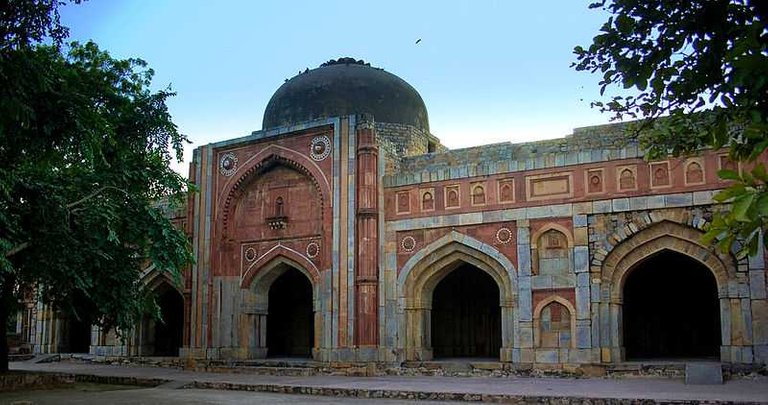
[515,220,534,363]
[355,119,379,348]
[500,302,515,362]
[748,242,768,364]
[405,305,432,361]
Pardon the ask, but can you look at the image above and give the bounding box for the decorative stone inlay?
[498,179,515,203]
[587,170,603,193]
[445,185,460,208]
[617,165,637,191]
[685,159,705,185]
[396,191,411,214]
[309,135,332,161]
[219,152,238,176]
[526,172,573,201]
[401,236,417,252]
[496,227,513,244]
[244,247,257,262]
[306,241,320,258]
[650,162,670,188]
[420,189,434,212]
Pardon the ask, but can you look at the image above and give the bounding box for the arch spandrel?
[399,231,517,308]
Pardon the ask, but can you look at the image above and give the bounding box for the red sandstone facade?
[15,59,768,368]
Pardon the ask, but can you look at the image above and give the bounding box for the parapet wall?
[387,122,637,187]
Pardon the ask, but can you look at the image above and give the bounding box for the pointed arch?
[602,220,735,301]
[140,264,183,295]
[241,244,320,293]
[530,223,573,248]
[218,144,332,236]
[398,230,517,305]
[239,248,319,360]
[599,219,738,363]
[398,230,517,361]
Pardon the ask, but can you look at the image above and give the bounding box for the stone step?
[685,362,723,385]
[210,366,317,376]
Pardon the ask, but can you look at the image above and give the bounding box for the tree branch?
[5,186,128,259]
[4,241,28,258]
[65,185,128,209]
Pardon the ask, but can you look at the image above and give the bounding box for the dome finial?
[320,57,370,68]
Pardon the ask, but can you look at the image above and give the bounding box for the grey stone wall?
[386,122,638,187]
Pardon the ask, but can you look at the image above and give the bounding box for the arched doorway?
[399,232,517,362]
[64,315,91,353]
[623,250,721,360]
[267,266,314,357]
[431,264,501,358]
[152,287,184,356]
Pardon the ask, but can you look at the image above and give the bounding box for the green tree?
[0,0,193,371]
[574,0,768,257]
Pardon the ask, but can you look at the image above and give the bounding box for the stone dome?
[263,58,429,132]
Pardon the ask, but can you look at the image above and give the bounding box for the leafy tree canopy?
[574,0,768,257]
[0,0,193,371]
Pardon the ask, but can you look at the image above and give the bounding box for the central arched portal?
[431,264,501,358]
[623,250,721,360]
[267,266,314,358]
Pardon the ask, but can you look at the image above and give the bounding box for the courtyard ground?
[5,360,768,404]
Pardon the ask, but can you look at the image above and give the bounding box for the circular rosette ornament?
[495,227,513,244]
[244,247,257,262]
[306,241,320,258]
[310,135,332,161]
[219,152,238,176]
[401,236,417,252]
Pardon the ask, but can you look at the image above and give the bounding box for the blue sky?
[60,1,611,174]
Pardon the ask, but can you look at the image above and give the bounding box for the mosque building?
[16,57,768,368]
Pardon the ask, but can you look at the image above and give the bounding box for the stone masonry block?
[535,349,559,364]
[612,198,630,212]
[519,324,534,348]
[517,244,532,276]
[573,202,592,215]
[665,193,693,207]
[629,196,648,210]
[576,286,590,320]
[576,325,592,348]
[748,241,766,270]
[752,300,768,345]
[517,226,530,242]
[593,200,611,213]
[749,270,767,299]
[693,190,717,205]
[573,214,588,228]
[574,246,589,273]
[574,227,588,245]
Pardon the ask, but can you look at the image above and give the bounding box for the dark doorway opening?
[153,288,184,356]
[65,316,91,353]
[431,264,501,358]
[267,267,313,357]
[623,250,721,360]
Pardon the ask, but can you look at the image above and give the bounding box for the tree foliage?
[574,0,768,257]
[0,0,193,371]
